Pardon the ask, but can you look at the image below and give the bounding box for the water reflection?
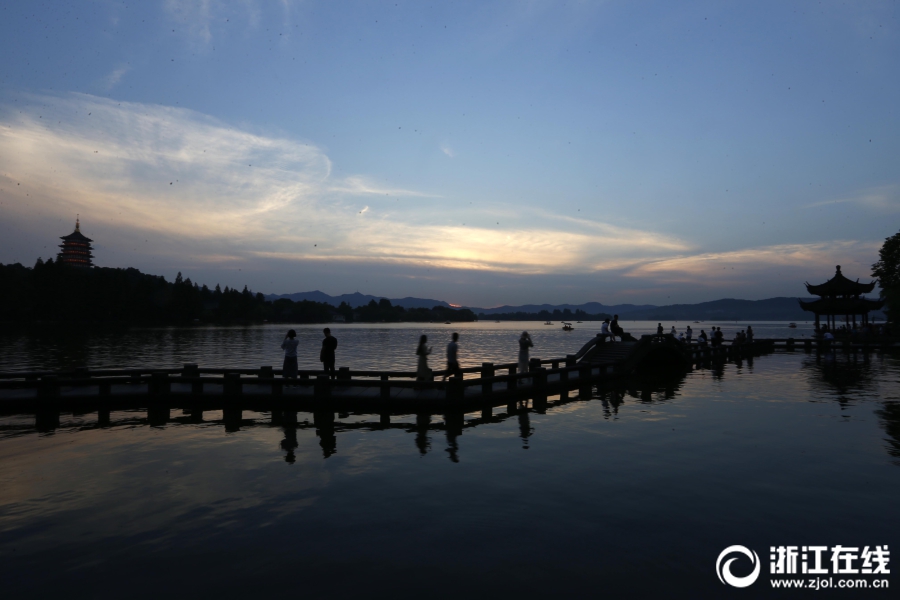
[1,368,691,463]
[9,352,900,464]
[876,403,900,466]
[803,349,878,399]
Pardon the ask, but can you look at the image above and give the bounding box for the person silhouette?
[281,329,299,380]
[320,328,338,380]
[416,334,432,384]
[444,332,462,380]
[518,331,533,375]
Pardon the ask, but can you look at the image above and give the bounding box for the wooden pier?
[0,334,895,413]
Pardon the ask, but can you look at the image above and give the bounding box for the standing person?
[670,325,677,336]
[416,335,432,383]
[685,325,693,344]
[518,331,533,374]
[444,332,462,380]
[657,323,664,336]
[320,328,338,380]
[746,325,754,342]
[610,315,622,341]
[714,327,724,347]
[281,329,299,380]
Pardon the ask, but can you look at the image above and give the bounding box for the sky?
[0,0,897,307]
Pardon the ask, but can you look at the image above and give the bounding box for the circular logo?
[716,545,761,588]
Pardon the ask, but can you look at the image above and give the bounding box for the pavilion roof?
[804,265,876,297]
[798,297,883,314]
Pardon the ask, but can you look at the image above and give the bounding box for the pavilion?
[799,265,883,331]
[57,217,94,267]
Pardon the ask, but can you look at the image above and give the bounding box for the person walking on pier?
[320,328,338,380]
[416,335,432,384]
[518,331,533,374]
[281,329,299,380]
[444,332,462,381]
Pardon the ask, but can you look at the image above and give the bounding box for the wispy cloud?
[102,65,131,91]
[0,94,877,287]
[0,93,746,278]
[625,241,880,287]
[440,143,455,158]
[803,185,900,211]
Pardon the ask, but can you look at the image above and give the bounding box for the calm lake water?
[0,320,815,372]
[1,323,897,599]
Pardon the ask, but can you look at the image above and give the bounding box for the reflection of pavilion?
[799,265,882,331]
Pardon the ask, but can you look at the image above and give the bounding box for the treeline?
[0,260,476,324]
[481,308,610,321]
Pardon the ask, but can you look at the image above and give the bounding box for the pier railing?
[0,336,896,408]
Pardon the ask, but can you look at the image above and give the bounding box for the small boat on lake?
[562,322,574,331]
[544,321,553,325]
[788,322,797,328]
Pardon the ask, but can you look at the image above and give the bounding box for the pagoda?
[57,217,94,267]
[799,265,883,331]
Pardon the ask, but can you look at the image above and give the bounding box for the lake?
[0,320,814,372]
[1,322,896,599]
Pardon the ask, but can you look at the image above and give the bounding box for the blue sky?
[1,0,897,307]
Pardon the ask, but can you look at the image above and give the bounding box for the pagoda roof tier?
[804,265,876,297]
[798,297,884,314]
[60,230,93,243]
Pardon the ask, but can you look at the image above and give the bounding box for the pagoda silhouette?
[799,265,883,331]
[57,217,94,267]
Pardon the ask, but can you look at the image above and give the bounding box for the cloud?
[440,144,455,158]
[0,92,697,277]
[103,65,131,91]
[625,240,881,287]
[803,185,900,211]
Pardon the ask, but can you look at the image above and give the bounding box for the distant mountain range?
[265,291,452,310]
[265,292,886,321]
[473,297,887,321]
[470,302,656,316]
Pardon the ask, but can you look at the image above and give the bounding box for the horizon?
[1,1,897,306]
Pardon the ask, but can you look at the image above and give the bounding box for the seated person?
[599,319,612,342]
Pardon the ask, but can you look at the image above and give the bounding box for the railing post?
[150,372,170,395]
[39,375,59,399]
[507,365,517,391]
[259,365,273,379]
[448,374,464,401]
[533,367,547,392]
[184,363,202,395]
[481,362,494,396]
[786,338,795,351]
[529,358,541,373]
[578,364,592,398]
[316,374,331,400]
[338,367,351,381]
[565,354,576,367]
[224,373,242,397]
[380,374,390,399]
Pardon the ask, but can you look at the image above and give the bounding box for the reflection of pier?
[7,369,692,461]
[0,335,779,411]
